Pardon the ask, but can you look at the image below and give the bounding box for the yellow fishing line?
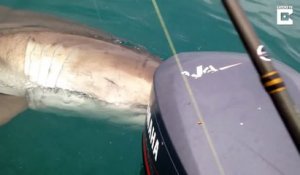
[151,0,226,174]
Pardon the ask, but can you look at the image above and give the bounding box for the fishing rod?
[222,0,300,152]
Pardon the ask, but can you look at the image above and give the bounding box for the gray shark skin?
[0,6,161,125]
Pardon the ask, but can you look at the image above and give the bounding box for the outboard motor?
[142,52,300,175]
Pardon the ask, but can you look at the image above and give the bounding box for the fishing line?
[91,0,102,22]
[151,0,226,174]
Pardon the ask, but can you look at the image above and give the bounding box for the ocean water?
[0,0,299,174]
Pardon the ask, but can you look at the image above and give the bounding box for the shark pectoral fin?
[0,94,28,125]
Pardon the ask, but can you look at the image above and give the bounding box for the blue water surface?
[0,0,299,174]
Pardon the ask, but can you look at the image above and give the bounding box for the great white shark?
[0,6,161,125]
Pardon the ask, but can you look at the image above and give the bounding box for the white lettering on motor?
[146,104,160,161]
[257,45,271,61]
[181,63,242,79]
